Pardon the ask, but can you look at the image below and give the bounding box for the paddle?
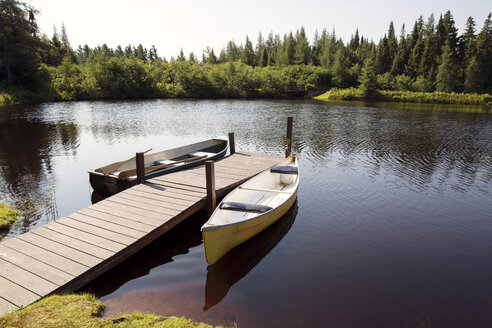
[117,154,208,179]
[95,148,153,175]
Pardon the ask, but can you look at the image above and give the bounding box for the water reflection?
[0,105,79,237]
[203,202,298,311]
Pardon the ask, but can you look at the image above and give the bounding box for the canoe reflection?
[203,201,298,311]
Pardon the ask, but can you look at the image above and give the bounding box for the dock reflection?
[203,202,298,311]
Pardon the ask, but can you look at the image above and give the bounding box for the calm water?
[0,99,491,327]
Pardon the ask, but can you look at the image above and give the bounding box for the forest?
[1,0,491,103]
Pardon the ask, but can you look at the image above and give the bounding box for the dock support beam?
[228,132,235,155]
[206,160,216,217]
[286,116,293,158]
[136,152,145,184]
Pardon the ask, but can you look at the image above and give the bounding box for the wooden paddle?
[95,148,153,175]
[117,154,208,179]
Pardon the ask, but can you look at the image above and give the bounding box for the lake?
[0,99,491,327]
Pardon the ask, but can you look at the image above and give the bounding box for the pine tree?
[435,40,458,92]
[242,35,256,66]
[358,58,378,98]
[176,48,186,61]
[464,56,482,93]
[375,35,390,74]
[332,46,350,87]
[294,27,310,64]
[259,48,268,67]
[390,24,407,75]
[475,13,492,93]
[387,22,398,66]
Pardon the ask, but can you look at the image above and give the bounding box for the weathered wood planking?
[0,151,282,315]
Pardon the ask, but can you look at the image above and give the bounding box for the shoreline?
[315,88,492,106]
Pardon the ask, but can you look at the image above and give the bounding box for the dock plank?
[113,192,190,212]
[89,203,164,227]
[17,232,102,268]
[58,217,137,246]
[122,189,197,207]
[31,227,114,260]
[0,297,17,315]
[133,183,205,202]
[0,276,39,308]
[67,212,146,239]
[46,222,126,253]
[1,237,88,276]
[0,244,73,285]
[105,197,182,217]
[0,258,57,296]
[79,208,155,233]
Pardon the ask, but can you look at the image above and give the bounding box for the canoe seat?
[190,151,214,158]
[271,165,298,175]
[155,159,176,165]
[220,202,272,213]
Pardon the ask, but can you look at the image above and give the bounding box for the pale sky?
[32,0,491,60]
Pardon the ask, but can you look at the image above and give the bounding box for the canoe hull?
[88,138,228,195]
[202,188,298,265]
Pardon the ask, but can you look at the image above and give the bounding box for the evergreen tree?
[134,44,147,61]
[464,56,482,93]
[176,48,186,61]
[350,29,360,51]
[358,58,378,98]
[375,35,391,74]
[390,24,407,75]
[475,13,492,93]
[436,40,458,92]
[115,45,124,58]
[203,47,217,64]
[387,22,398,66]
[419,15,437,80]
[259,48,268,67]
[242,35,256,66]
[278,33,295,66]
[0,0,42,87]
[294,27,310,64]
[332,46,350,87]
[460,17,476,62]
[406,37,424,78]
[226,40,239,61]
[148,45,158,61]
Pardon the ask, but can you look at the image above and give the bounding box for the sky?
[32,0,491,60]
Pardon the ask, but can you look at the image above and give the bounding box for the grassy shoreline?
[0,202,19,232]
[0,294,225,328]
[315,88,492,106]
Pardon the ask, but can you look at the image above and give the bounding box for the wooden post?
[285,116,293,158]
[228,132,235,155]
[136,152,145,184]
[205,160,216,218]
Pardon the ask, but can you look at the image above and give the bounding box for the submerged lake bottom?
[0,99,491,327]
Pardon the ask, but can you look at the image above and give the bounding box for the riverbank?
[0,202,19,232]
[0,294,224,328]
[315,88,492,106]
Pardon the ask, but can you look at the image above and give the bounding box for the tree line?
[1,0,491,102]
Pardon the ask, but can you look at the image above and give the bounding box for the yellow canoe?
[201,155,299,265]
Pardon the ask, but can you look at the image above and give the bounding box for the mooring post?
[286,116,293,158]
[205,160,216,217]
[228,132,235,155]
[136,152,145,184]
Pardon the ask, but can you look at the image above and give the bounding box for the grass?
[0,202,19,231]
[0,294,226,328]
[315,88,492,106]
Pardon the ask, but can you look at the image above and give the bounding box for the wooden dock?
[0,151,283,315]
